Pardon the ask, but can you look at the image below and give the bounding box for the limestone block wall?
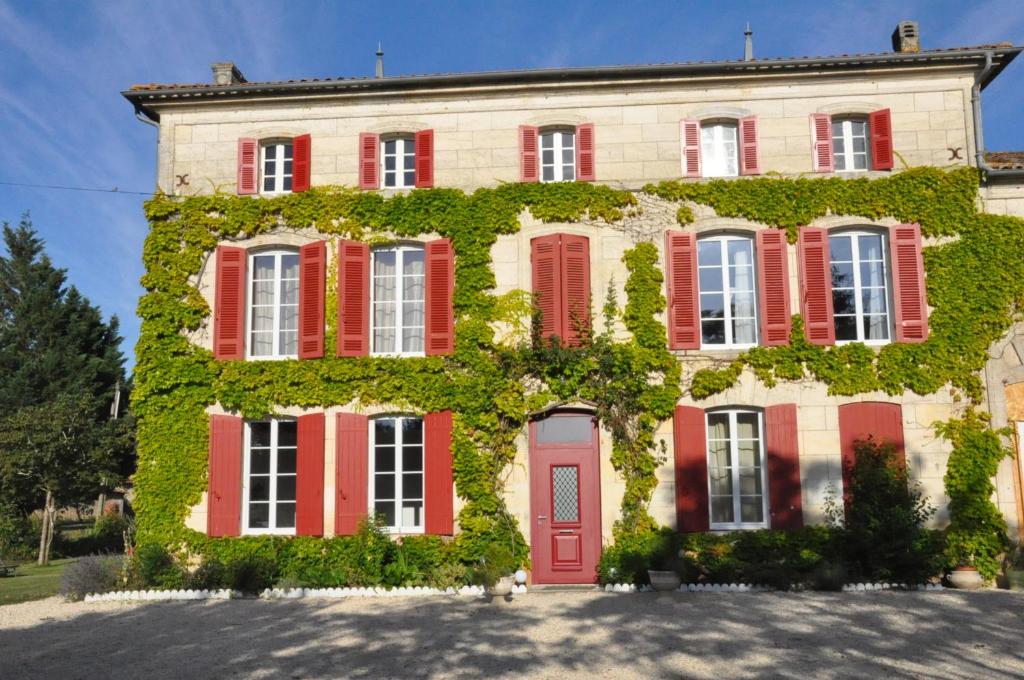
[981,181,1024,218]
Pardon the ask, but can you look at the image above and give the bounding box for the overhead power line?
[0,180,153,196]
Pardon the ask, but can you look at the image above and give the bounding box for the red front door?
[529,412,602,584]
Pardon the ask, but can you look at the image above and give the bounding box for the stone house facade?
[124,26,1024,584]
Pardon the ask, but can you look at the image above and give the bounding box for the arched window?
[261,140,294,194]
[381,135,416,188]
[370,415,424,533]
[242,419,297,534]
[248,249,299,358]
[829,230,891,343]
[700,120,739,177]
[706,408,767,530]
[540,127,576,182]
[697,234,757,347]
[831,117,870,172]
[371,244,426,355]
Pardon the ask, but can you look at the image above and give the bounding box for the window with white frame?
[540,129,576,182]
[700,121,739,178]
[381,136,416,188]
[829,231,891,343]
[706,409,767,529]
[697,235,758,347]
[249,250,299,358]
[831,118,870,172]
[261,141,294,194]
[370,416,424,533]
[243,420,297,534]
[371,245,425,355]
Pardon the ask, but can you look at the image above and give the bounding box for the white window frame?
[829,230,892,346]
[246,249,299,360]
[370,245,426,357]
[260,141,294,194]
[700,121,739,178]
[241,419,297,536]
[381,135,416,189]
[697,234,759,349]
[368,415,425,534]
[540,129,576,183]
[706,409,769,531]
[832,118,871,173]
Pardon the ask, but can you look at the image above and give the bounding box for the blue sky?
[1,0,1022,370]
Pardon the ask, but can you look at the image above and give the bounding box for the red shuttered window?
[756,229,792,346]
[673,405,709,533]
[298,241,326,359]
[214,246,247,360]
[838,402,905,510]
[765,404,803,530]
[664,231,700,350]
[291,134,311,193]
[424,239,455,356]
[738,116,761,175]
[208,415,243,537]
[869,108,894,171]
[295,413,325,536]
[809,114,834,172]
[531,234,591,346]
[519,126,539,183]
[424,411,454,535]
[335,413,369,536]
[797,227,835,345]
[575,123,596,182]
[359,132,380,190]
[889,223,929,343]
[337,240,370,357]
[237,138,258,195]
[680,119,702,177]
[414,129,435,188]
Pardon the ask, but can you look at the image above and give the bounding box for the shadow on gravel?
[2,590,1023,679]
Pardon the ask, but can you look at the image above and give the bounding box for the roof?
[123,43,1021,116]
[985,151,1024,170]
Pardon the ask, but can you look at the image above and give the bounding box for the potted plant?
[647,550,683,592]
[1004,542,1024,591]
[473,543,517,600]
[948,563,984,590]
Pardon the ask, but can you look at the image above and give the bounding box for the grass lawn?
[0,558,75,605]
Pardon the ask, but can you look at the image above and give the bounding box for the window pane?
[864,314,889,341]
[282,144,293,160]
[829,236,852,262]
[375,419,395,445]
[250,476,270,502]
[401,501,422,529]
[250,449,270,474]
[739,468,762,495]
[733,319,756,345]
[542,149,554,164]
[277,422,297,447]
[250,334,273,356]
[711,496,734,524]
[700,293,725,319]
[859,235,884,261]
[552,466,579,522]
[402,418,423,444]
[731,291,755,319]
[699,266,723,293]
[374,501,395,527]
[375,474,395,500]
[540,133,553,149]
[701,320,725,345]
[708,440,730,470]
[249,503,269,528]
[737,440,760,469]
[281,254,299,280]
[862,288,887,314]
[276,503,296,529]
[697,240,722,267]
[403,446,422,472]
[283,160,293,175]
[835,315,857,341]
[740,496,763,523]
[283,177,292,192]
[404,171,416,186]
[375,447,395,472]
[277,475,296,502]
[542,166,554,182]
[736,413,759,440]
[563,165,575,181]
[831,262,854,289]
[250,422,271,448]
[709,470,733,496]
[536,415,592,444]
[707,413,730,440]
[402,473,423,499]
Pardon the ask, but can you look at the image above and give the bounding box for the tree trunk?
[43,493,56,563]
[37,489,53,565]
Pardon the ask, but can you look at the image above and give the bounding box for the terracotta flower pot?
[648,570,682,592]
[948,566,984,590]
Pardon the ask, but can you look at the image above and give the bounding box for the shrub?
[61,555,124,601]
[429,562,470,590]
[188,558,227,590]
[809,562,848,591]
[0,506,35,562]
[226,555,277,594]
[471,542,517,588]
[598,527,678,585]
[131,543,186,589]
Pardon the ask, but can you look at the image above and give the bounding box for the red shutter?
[237,138,258,195]
[414,129,435,188]
[869,108,894,171]
[298,241,325,359]
[810,114,834,172]
[561,234,591,345]
[680,120,701,177]
[738,115,761,175]
[424,238,455,355]
[292,133,311,193]
[519,125,539,183]
[296,413,325,536]
[214,245,246,360]
[337,240,370,357]
[838,402,905,509]
[424,410,454,535]
[335,412,369,536]
[765,404,803,530]
[359,132,380,190]
[797,227,835,345]
[531,234,562,343]
[674,405,709,532]
[207,415,243,537]
[889,223,929,343]
[575,123,595,182]
[664,230,700,350]
[756,229,792,346]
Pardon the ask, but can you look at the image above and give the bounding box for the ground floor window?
[243,420,297,534]
[370,416,424,533]
[706,409,767,529]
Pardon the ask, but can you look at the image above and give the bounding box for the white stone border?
[81,584,530,602]
[602,582,944,593]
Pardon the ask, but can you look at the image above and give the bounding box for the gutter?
[972,50,1024,179]
[134,103,159,127]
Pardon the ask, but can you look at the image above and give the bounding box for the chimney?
[892,21,920,53]
[375,43,384,79]
[743,23,754,62]
[211,62,247,85]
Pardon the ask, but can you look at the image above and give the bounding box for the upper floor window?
[697,235,757,348]
[829,231,890,343]
[249,249,299,359]
[540,129,576,182]
[381,136,416,188]
[700,122,739,178]
[707,409,767,530]
[261,141,294,194]
[831,118,870,172]
[243,419,297,535]
[371,245,425,355]
[370,416,424,533]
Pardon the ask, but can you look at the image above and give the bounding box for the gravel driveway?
[1,590,1023,679]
